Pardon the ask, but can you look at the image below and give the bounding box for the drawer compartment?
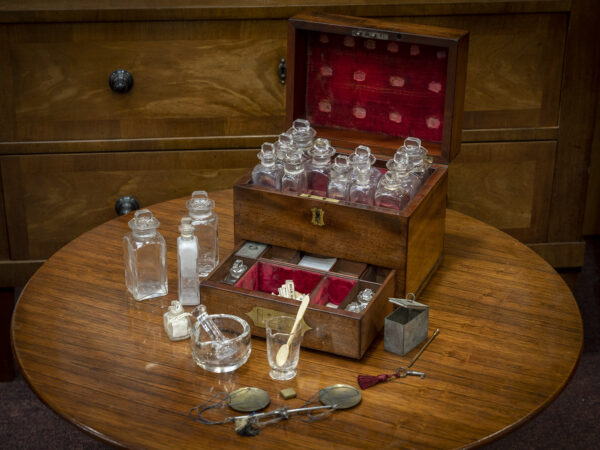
[201,241,396,359]
[1,20,287,143]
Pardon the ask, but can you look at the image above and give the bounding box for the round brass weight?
[318,384,362,409]
[227,387,270,412]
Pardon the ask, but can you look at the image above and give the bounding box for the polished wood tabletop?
[11,190,582,449]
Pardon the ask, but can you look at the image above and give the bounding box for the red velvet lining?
[311,276,356,306]
[235,261,323,296]
[305,32,447,142]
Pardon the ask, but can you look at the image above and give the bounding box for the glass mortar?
[190,314,251,373]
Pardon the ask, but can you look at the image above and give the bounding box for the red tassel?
[357,373,394,390]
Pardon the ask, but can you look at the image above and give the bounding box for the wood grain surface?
[11,190,582,448]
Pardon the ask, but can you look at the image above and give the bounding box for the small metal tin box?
[384,295,429,356]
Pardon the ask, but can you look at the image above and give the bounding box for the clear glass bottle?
[345,288,375,313]
[386,146,420,200]
[252,142,283,190]
[281,150,308,194]
[163,300,191,341]
[177,217,200,306]
[374,172,411,210]
[288,118,316,160]
[403,137,430,192]
[186,191,219,277]
[273,132,295,170]
[327,154,351,200]
[123,209,168,301]
[348,157,375,206]
[223,259,248,285]
[349,145,382,186]
[306,138,336,196]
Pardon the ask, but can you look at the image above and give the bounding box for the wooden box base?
[234,160,447,298]
[200,241,396,359]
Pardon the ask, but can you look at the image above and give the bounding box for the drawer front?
[1,20,286,143]
[389,12,567,131]
[1,149,256,260]
[448,141,556,242]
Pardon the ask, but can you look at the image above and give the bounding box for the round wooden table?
[11,190,582,449]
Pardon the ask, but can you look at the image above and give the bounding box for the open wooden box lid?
[286,12,469,164]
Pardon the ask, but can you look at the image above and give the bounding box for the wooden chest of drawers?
[1,0,598,287]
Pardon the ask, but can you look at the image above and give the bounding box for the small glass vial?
[327,154,351,200]
[177,217,200,306]
[273,132,295,170]
[252,142,283,190]
[223,259,248,285]
[163,300,191,341]
[306,138,335,196]
[186,191,219,277]
[345,288,374,313]
[123,209,168,301]
[288,118,316,160]
[281,150,308,194]
[403,137,430,192]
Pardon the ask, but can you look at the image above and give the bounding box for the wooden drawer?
[201,240,396,359]
[448,141,556,243]
[0,149,256,260]
[0,20,286,144]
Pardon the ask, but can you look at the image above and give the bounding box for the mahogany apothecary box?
[200,13,468,359]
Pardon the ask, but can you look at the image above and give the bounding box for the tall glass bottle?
[288,118,316,160]
[252,142,283,189]
[281,150,307,194]
[348,158,375,205]
[327,154,351,200]
[403,137,430,191]
[186,191,219,277]
[123,209,168,301]
[177,217,200,306]
[306,138,335,196]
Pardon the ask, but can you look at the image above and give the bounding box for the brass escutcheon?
[311,207,325,226]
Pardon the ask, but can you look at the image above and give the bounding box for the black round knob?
[108,69,134,93]
[115,196,140,216]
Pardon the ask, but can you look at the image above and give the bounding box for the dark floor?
[1,238,598,449]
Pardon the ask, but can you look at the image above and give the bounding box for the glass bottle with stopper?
[177,217,200,306]
[252,142,283,190]
[349,145,382,186]
[403,137,430,193]
[288,118,316,160]
[281,149,308,194]
[223,259,248,285]
[186,191,219,277]
[123,208,168,301]
[273,132,295,171]
[348,150,377,205]
[305,138,335,196]
[345,288,374,313]
[375,151,416,210]
[163,300,191,341]
[384,149,419,204]
[327,154,351,200]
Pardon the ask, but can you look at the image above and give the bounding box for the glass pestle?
[192,304,236,358]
